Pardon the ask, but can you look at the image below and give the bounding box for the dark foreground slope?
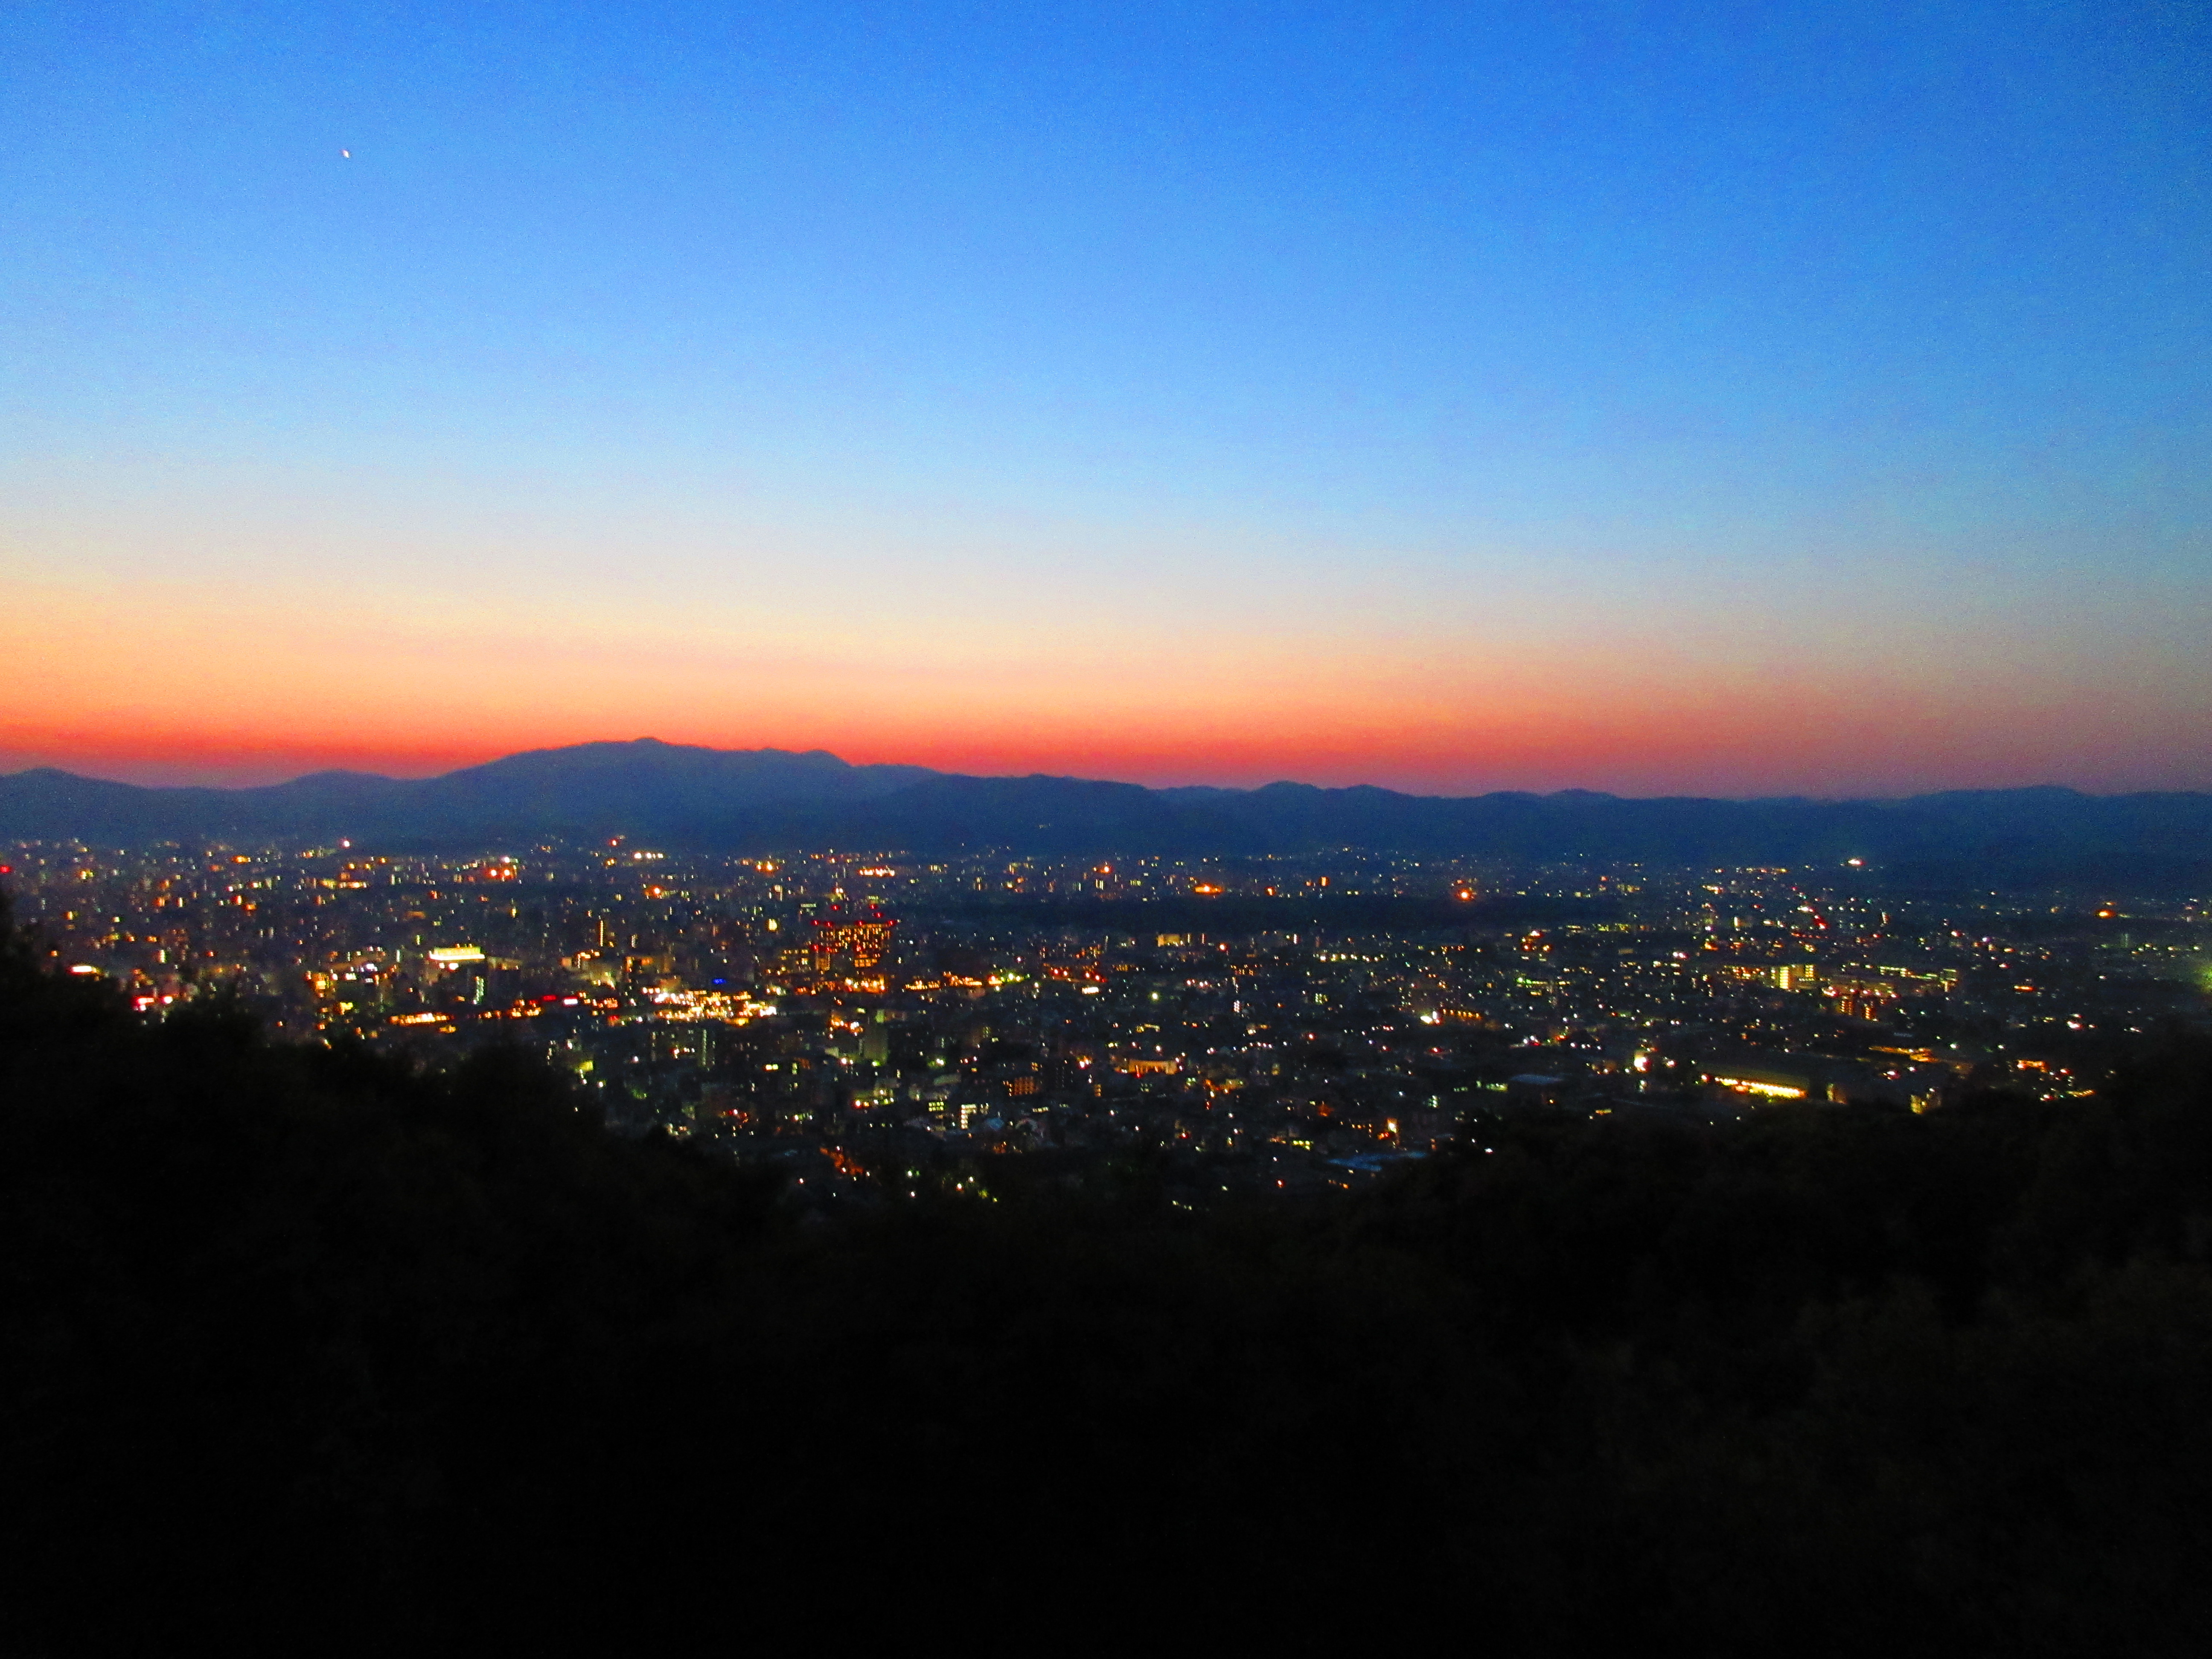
[6,738,2211,883]
[5,900,2212,1654]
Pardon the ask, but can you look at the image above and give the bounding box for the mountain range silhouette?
[4,738,2208,885]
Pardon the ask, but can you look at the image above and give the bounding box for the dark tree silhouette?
[3,885,2209,1656]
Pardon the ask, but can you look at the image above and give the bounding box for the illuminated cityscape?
[12,836,2204,1203]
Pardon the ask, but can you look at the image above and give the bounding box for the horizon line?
[0,736,2183,806]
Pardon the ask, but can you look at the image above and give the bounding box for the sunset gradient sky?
[4,2,2209,795]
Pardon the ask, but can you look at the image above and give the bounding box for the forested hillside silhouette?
[4,888,2210,1655]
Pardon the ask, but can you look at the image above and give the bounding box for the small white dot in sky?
[340,149,350,158]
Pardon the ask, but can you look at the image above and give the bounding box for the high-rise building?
[809,906,898,986]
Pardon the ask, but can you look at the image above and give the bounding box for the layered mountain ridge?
[3,738,2208,885]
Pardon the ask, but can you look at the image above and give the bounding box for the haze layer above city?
[3,2,2208,796]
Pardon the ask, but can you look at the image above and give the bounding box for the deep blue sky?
[4,2,2209,792]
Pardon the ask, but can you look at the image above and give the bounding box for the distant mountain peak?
[0,743,2205,884]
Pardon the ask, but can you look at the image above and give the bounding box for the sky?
[3,0,2209,796]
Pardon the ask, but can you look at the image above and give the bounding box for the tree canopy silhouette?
[3,886,2210,1656]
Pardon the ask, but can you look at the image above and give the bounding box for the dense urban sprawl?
[7,840,2207,1202]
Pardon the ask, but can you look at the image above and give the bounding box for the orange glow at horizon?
[6,564,2210,798]
[9,689,2210,799]
[7,2,2211,812]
